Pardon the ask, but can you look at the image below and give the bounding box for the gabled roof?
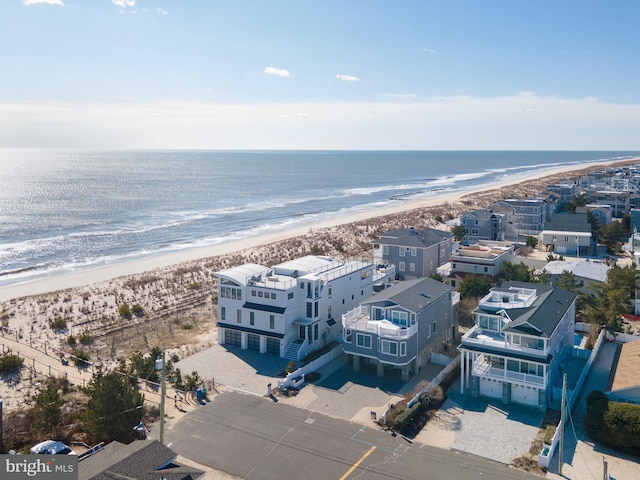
[377,228,452,248]
[79,440,204,480]
[362,277,453,313]
[542,213,592,233]
[482,282,577,338]
[461,209,499,221]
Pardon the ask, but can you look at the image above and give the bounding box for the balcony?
[461,326,548,358]
[342,306,417,339]
[473,355,546,386]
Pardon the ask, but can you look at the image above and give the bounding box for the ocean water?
[0,149,637,287]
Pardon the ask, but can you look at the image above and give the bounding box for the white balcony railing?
[461,327,548,358]
[473,356,546,386]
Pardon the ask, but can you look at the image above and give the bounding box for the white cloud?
[423,48,437,54]
[157,7,168,15]
[1,95,639,150]
[112,0,135,8]
[23,0,63,5]
[336,74,360,82]
[263,66,290,77]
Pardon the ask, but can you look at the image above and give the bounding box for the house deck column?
[401,364,410,382]
[352,355,361,373]
[241,332,248,350]
[460,350,465,394]
[259,336,267,354]
[377,361,385,377]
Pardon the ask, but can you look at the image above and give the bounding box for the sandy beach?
[0,157,637,414]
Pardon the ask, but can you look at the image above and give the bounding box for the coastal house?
[489,198,553,242]
[458,282,577,410]
[78,440,204,480]
[541,259,610,294]
[374,227,453,280]
[215,255,395,361]
[586,189,630,218]
[342,277,459,381]
[545,182,578,212]
[575,204,612,225]
[605,339,640,404]
[539,213,594,256]
[448,241,516,288]
[459,209,506,245]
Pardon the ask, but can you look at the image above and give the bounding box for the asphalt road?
[164,391,541,480]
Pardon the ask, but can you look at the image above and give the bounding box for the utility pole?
[159,351,166,445]
[559,373,567,476]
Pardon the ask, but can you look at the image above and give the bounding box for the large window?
[381,340,398,356]
[478,314,500,332]
[269,315,275,329]
[250,312,255,325]
[221,286,242,301]
[306,302,312,318]
[399,262,405,271]
[356,333,372,349]
[221,307,226,321]
[236,310,242,323]
[391,310,408,327]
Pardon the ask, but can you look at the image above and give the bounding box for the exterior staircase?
[284,339,304,361]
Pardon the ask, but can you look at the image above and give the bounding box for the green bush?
[79,331,94,345]
[131,304,145,317]
[49,318,67,332]
[286,360,297,374]
[0,354,24,374]
[393,401,425,432]
[586,392,640,453]
[118,303,132,320]
[543,425,556,445]
[73,348,90,367]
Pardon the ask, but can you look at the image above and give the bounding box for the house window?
[411,247,417,256]
[512,334,521,345]
[314,301,319,317]
[221,307,226,321]
[252,290,256,297]
[409,263,415,272]
[250,312,255,325]
[314,324,318,341]
[471,228,479,235]
[306,302,312,318]
[381,340,398,356]
[484,266,488,273]
[300,282,305,289]
[462,219,466,225]
[328,285,332,298]
[237,310,242,323]
[356,333,372,349]
[269,315,275,329]
[400,342,406,356]
[288,292,294,300]
[391,310,408,327]
[271,293,276,299]
[400,248,405,257]
[328,305,332,319]
[399,262,405,271]
[452,263,457,269]
[564,236,569,242]
[345,329,352,342]
[382,245,389,255]
[258,291,263,298]
[432,321,437,335]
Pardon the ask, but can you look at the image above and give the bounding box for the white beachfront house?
[458,282,577,410]
[215,255,395,361]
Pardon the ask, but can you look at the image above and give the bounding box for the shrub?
[0,354,24,374]
[49,318,67,332]
[286,360,297,374]
[79,331,94,345]
[543,425,556,445]
[131,304,145,317]
[188,282,201,290]
[67,334,77,346]
[118,303,132,320]
[73,348,90,367]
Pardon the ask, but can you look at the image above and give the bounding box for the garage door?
[247,333,260,351]
[266,337,280,355]
[512,384,538,406]
[224,329,241,346]
[480,378,502,399]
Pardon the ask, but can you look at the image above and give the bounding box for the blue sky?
[2,0,640,150]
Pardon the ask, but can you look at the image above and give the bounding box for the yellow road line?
[339,445,376,480]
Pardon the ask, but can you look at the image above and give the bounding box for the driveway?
[414,379,544,464]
